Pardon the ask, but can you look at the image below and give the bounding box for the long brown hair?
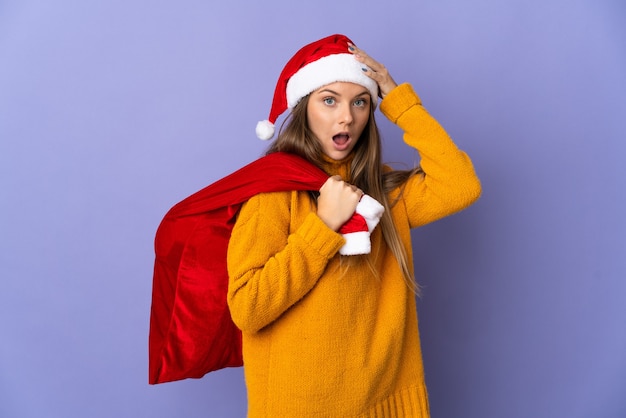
[266,94,422,292]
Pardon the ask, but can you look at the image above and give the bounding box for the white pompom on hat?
[256,34,379,140]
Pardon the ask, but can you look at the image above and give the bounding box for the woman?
[227,34,481,417]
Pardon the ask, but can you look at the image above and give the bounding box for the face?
[306,81,371,161]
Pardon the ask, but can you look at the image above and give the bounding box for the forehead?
[314,81,371,96]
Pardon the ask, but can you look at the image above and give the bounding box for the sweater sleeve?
[227,191,345,333]
[380,83,482,228]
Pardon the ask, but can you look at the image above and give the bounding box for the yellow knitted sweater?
[227,83,481,417]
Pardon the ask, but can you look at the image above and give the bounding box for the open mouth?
[332,133,350,146]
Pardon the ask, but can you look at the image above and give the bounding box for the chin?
[323,145,355,161]
[325,151,349,161]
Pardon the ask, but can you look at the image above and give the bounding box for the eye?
[354,98,368,107]
[323,97,336,106]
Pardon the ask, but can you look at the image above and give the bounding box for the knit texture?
[227,83,481,417]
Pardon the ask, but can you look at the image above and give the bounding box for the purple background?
[1,1,624,417]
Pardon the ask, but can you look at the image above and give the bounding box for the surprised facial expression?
[306,82,371,161]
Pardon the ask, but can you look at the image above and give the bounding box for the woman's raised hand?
[348,42,398,98]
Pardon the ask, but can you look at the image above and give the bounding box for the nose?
[339,103,353,125]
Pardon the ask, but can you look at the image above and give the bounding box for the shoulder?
[236,190,293,229]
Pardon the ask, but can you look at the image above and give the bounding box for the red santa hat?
[256,34,379,140]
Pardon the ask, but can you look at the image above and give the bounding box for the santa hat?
[256,34,379,140]
[339,194,385,255]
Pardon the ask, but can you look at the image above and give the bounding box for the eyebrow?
[317,88,371,98]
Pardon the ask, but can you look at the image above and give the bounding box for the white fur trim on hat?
[286,53,379,109]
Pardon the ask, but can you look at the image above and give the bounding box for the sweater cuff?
[296,213,345,258]
[380,83,422,124]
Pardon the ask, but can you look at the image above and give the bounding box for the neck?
[320,152,353,180]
